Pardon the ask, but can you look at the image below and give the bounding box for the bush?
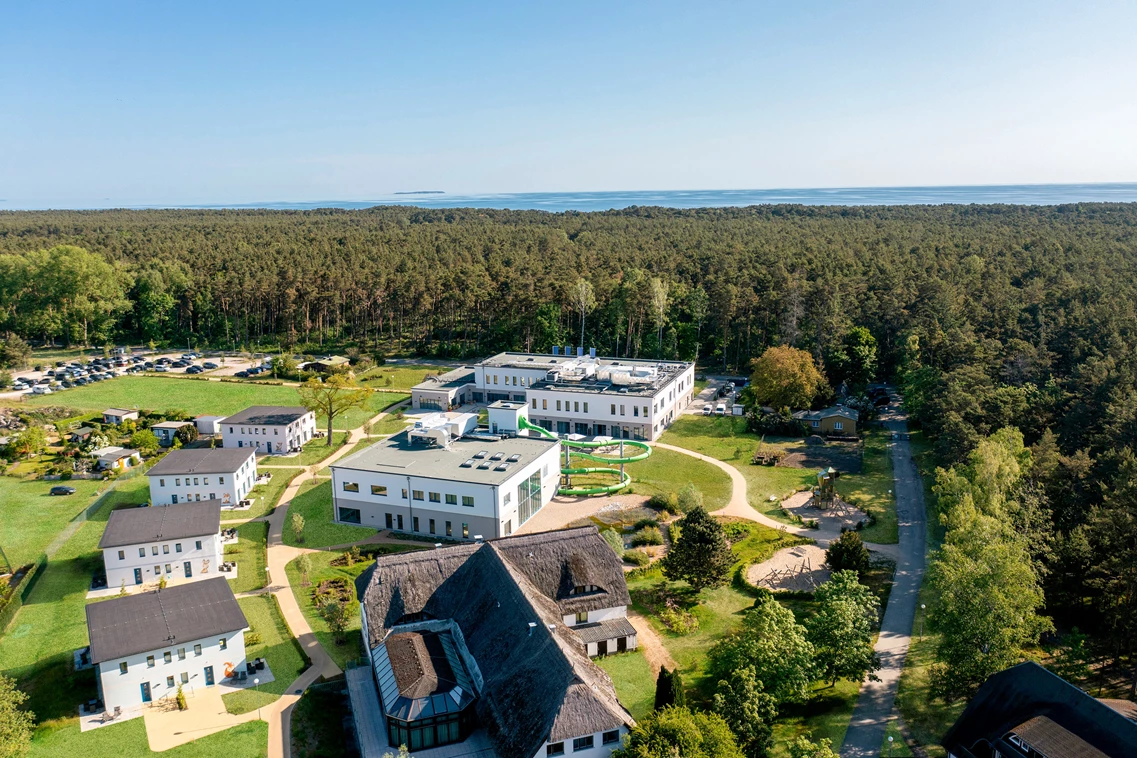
[747,407,809,437]
[631,526,664,547]
[601,528,625,556]
[245,631,263,645]
[825,531,871,576]
[658,606,700,635]
[624,549,651,567]
[676,483,703,513]
[634,517,660,530]
[648,491,680,515]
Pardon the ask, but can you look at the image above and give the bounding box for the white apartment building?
[221,406,316,454]
[330,408,561,540]
[411,350,695,441]
[147,448,257,506]
[85,578,249,710]
[98,502,223,588]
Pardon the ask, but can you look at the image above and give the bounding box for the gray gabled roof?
[86,578,248,664]
[223,405,311,426]
[792,405,860,422]
[99,502,220,549]
[355,527,634,756]
[146,448,254,476]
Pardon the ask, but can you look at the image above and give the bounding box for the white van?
[714,403,726,416]
[703,404,713,415]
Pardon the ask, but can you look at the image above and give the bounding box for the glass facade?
[517,470,543,525]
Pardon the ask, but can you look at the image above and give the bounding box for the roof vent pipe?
[528,622,538,636]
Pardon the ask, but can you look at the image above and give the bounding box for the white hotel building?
[98,502,224,588]
[147,448,257,506]
[410,350,695,441]
[221,405,317,454]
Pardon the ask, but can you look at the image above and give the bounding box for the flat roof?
[223,405,310,426]
[86,578,247,664]
[147,448,254,476]
[479,352,692,397]
[478,351,690,371]
[151,420,194,429]
[99,502,220,549]
[411,366,476,391]
[104,408,137,415]
[333,430,558,485]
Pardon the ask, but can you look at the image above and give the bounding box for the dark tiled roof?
[86,578,247,664]
[147,448,254,476]
[223,405,310,426]
[355,527,633,757]
[571,617,637,645]
[98,502,220,549]
[942,662,1137,758]
[1013,716,1108,758]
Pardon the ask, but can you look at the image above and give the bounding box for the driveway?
[840,403,927,757]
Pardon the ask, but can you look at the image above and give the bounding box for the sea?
[6,183,1137,212]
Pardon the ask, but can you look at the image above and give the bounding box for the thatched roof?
[355,526,634,756]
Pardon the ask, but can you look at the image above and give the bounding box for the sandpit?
[747,544,831,593]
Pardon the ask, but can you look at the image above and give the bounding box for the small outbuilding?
[151,420,195,447]
[91,446,142,472]
[195,415,226,436]
[792,405,859,436]
[103,408,139,426]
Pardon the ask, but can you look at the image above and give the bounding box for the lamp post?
[254,677,260,720]
[888,734,894,757]
[919,603,926,639]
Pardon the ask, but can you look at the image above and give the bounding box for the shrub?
[825,531,871,576]
[634,517,660,530]
[658,606,699,635]
[601,528,625,556]
[676,483,703,513]
[648,491,680,515]
[631,526,664,547]
[176,684,187,711]
[245,631,263,645]
[624,549,651,567]
[721,521,751,542]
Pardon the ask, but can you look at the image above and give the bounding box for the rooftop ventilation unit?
[590,347,597,358]
[507,454,522,462]
[552,346,560,355]
[528,622,538,635]
[473,451,488,459]
[460,459,475,468]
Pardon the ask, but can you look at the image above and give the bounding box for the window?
[397,514,404,530]
[163,544,170,554]
[343,482,359,493]
[610,403,616,415]
[209,492,216,500]
[834,421,843,430]
[152,546,159,555]
[159,478,165,487]
[175,543,182,553]
[175,478,181,486]
[193,477,199,485]
[542,399,548,410]
[219,476,225,484]
[164,564,172,573]
[195,540,202,550]
[583,402,588,413]
[573,736,594,751]
[504,492,511,505]
[339,507,362,524]
[574,401,579,412]
[643,406,648,417]
[575,611,588,624]
[203,477,209,485]
[164,651,172,663]
[413,516,420,532]
[386,513,393,529]
[178,648,186,660]
[167,675,175,688]
[429,492,440,503]
[445,493,457,505]
[371,485,388,496]
[154,565,161,574]
[219,637,227,650]
[633,406,639,417]
[118,550,125,560]
[812,420,820,428]
[147,656,155,668]
[194,644,202,656]
[462,523,469,538]
[180,672,189,684]
[412,490,424,501]
[531,398,537,409]
[556,400,561,411]
[462,495,475,507]
[547,744,565,757]
[429,519,436,534]
[119,662,128,674]
[446,521,452,536]
[603,730,620,745]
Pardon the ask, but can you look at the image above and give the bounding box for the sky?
[2,0,1137,207]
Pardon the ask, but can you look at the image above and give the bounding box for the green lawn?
[0,476,107,567]
[260,432,349,467]
[221,595,309,715]
[596,651,656,721]
[366,411,411,436]
[282,480,376,548]
[283,547,416,670]
[224,521,268,594]
[11,375,406,431]
[237,470,300,520]
[769,679,863,757]
[624,447,732,511]
[290,683,352,758]
[29,716,268,758]
[836,429,897,544]
[357,364,442,391]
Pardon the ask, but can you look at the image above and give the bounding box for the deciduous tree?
[297,374,371,445]
[612,705,744,758]
[713,667,777,758]
[748,346,829,411]
[707,595,814,705]
[806,570,881,686]
[0,674,34,758]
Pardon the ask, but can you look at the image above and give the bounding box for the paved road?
[840,405,927,757]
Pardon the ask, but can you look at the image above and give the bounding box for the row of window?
[157,475,228,487]
[546,731,620,754]
[383,512,471,538]
[341,482,475,507]
[117,540,204,560]
[119,639,223,673]
[532,397,652,419]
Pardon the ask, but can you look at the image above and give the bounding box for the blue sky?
[2,1,1136,206]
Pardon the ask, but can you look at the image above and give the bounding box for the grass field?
[357,364,442,391]
[10,375,407,431]
[769,679,863,757]
[235,469,300,520]
[282,480,376,548]
[221,595,309,715]
[595,650,656,721]
[28,717,269,758]
[624,447,732,510]
[260,432,349,467]
[290,683,352,758]
[0,476,106,567]
[224,521,268,594]
[835,429,897,543]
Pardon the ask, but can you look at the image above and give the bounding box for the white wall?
[97,630,247,710]
[532,727,629,758]
[221,412,316,454]
[147,455,257,506]
[103,533,223,588]
[562,606,627,627]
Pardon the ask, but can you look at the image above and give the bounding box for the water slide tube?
[516,416,652,495]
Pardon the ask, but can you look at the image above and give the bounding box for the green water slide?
[516,416,652,495]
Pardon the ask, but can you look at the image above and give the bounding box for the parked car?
[715,403,726,416]
[234,370,249,378]
[703,403,713,415]
[50,486,76,496]
[202,361,218,369]
[154,366,169,372]
[32,386,52,395]
[186,366,204,374]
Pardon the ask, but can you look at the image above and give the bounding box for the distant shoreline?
[393,191,445,195]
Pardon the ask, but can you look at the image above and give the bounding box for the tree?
[297,374,371,445]
[1048,627,1092,685]
[662,506,733,591]
[129,429,160,456]
[296,553,312,587]
[687,286,709,361]
[381,747,411,758]
[653,667,686,710]
[748,346,829,411]
[707,595,815,705]
[273,353,298,380]
[807,570,882,686]
[787,736,840,758]
[0,371,11,389]
[825,531,870,577]
[650,278,669,358]
[11,426,46,460]
[827,326,878,390]
[291,513,306,543]
[174,424,198,446]
[612,705,744,758]
[677,482,704,513]
[0,335,31,370]
[0,674,34,758]
[319,598,349,644]
[713,667,777,758]
[571,278,596,348]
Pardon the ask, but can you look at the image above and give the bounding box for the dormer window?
[569,584,602,596]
